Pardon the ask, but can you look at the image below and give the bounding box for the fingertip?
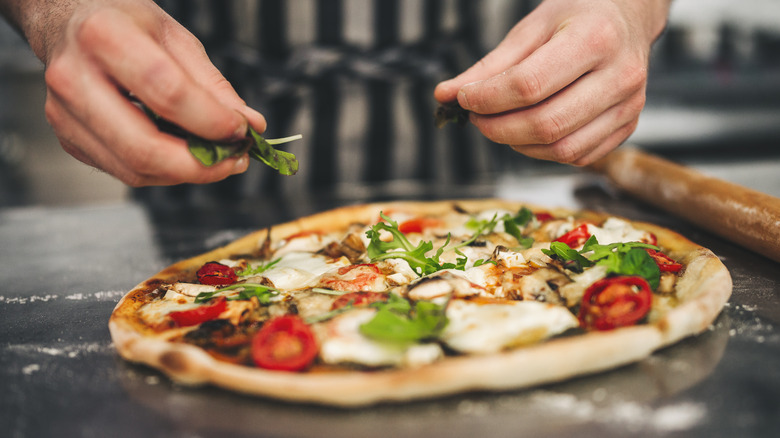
[433,79,457,103]
[231,155,249,175]
[242,106,267,134]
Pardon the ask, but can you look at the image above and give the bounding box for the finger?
[508,92,644,164]
[434,14,554,103]
[469,61,645,147]
[158,22,267,133]
[75,8,248,142]
[46,63,248,186]
[457,28,609,116]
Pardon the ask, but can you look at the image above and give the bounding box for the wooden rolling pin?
[589,147,780,263]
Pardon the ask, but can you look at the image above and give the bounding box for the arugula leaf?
[359,294,448,344]
[367,212,506,276]
[434,102,469,128]
[366,214,443,276]
[501,207,535,249]
[138,99,300,175]
[245,129,300,175]
[236,258,281,277]
[194,283,278,304]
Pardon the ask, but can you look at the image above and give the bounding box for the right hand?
[36,0,265,186]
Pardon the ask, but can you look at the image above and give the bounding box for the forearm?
[1,0,79,63]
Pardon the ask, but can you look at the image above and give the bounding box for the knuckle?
[532,111,568,145]
[143,61,188,111]
[511,70,545,104]
[617,93,647,122]
[44,59,72,97]
[549,138,582,164]
[618,63,648,94]
[585,18,621,54]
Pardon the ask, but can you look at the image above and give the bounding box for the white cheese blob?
[494,247,527,268]
[257,252,350,291]
[137,289,198,326]
[319,309,443,367]
[587,218,651,245]
[441,300,578,354]
[273,233,337,258]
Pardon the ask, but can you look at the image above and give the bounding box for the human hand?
[434,0,671,166]
[22,0,265,186]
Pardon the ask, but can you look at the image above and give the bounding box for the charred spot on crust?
[159,351,189,374]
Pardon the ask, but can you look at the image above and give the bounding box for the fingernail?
[231,156,249,174]
[231,111,249,140]
[457,89,471,110]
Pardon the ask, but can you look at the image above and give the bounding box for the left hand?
[434,0,671,166]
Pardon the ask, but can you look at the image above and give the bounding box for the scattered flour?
[22,364,40,375]
[531,391,707,433]
[0,290,124,304]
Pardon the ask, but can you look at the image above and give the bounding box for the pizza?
[109,199,732,406]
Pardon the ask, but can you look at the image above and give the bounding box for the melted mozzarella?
[256,252,350,291]
[441,300,578,354]
[169,282,217,297]
[587,218,651,245]
[137,290,198,326]
[319,309,443,367]
[273,233,337,258]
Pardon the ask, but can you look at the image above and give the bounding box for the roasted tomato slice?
[578,276,652,331]
[554,224,591,248]
[646,249,683,273]
[169,297,227,327]
[398,217,444,234]
[196,261,238,286]
[331,291,388,310]
[252,315,318,371]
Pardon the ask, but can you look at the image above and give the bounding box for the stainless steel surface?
[1,175,780,438]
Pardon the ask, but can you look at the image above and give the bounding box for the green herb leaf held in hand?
[138,100,300,175]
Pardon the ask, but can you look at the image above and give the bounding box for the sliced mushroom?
[504,268,568,305]
[405,271,485,301]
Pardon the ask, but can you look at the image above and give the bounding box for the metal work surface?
[1,173,779,438]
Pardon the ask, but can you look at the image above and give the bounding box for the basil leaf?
[611,248,661,290]
[359,296,448,344]
[542,242,593,272]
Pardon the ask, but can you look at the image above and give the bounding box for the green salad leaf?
[543,236,661,289]
[359,294,448,344]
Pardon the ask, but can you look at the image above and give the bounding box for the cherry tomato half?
[554,224,592,248]
[646,249,683,273]
[398,217,444,234]
[196,261,237,286]
[578,276,652,331]
[252,315,318,372]
[169,297,227,327]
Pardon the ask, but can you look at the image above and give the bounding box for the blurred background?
[1,0,779,208]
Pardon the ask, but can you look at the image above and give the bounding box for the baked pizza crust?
[109,199,731,406]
